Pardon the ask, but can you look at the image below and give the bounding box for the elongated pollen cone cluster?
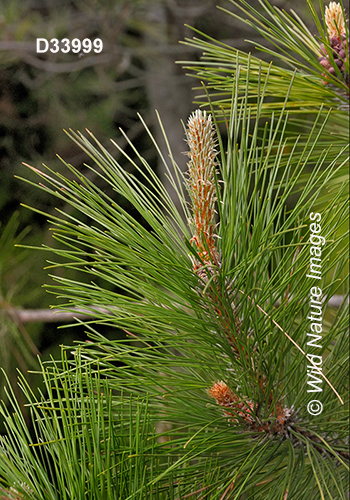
[318,2,349,85]
[186,109,219,273]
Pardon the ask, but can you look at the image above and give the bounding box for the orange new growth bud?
[186,109,219,266]
[325,2,346,38]
[208,381,296,435]
[208,381,237,407]
[208,381,255,424]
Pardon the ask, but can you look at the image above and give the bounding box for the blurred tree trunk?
[143,1,202,215]
[141,0,309,214]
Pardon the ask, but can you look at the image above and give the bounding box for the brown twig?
[3,306,117,324]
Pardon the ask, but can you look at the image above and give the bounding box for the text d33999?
[36,38,103,54]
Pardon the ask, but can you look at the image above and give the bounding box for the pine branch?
[0,2,348,498]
